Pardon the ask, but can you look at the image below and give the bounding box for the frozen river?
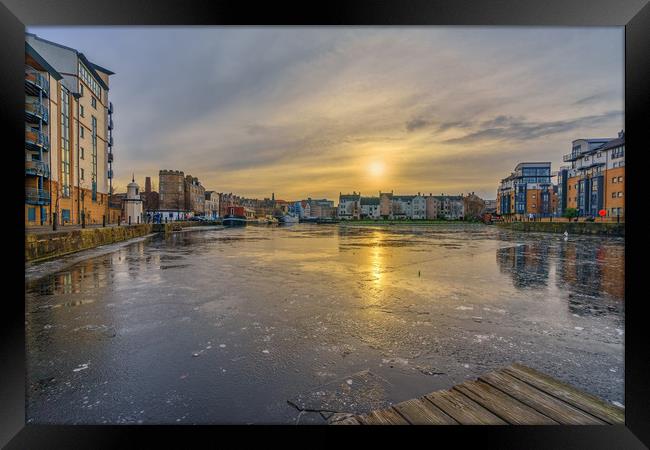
[25,224,625,424]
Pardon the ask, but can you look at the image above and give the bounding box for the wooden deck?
[331,363,624,425]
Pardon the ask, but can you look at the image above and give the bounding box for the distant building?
[392,195,414,219]
[142,176,159,212]
[360,196,380,219]
[338,192,361,220]
[159,170,186,212]
[379,192,393,219]
[434,195,465,220]
[204,191,220,219]
[184,175,205,215]
[559,131,625,219]
[412,194,427,219]
[497,162,556,219]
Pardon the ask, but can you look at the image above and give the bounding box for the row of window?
[78,62,101,99]
[611,192,624,198]
[612,176,623,183]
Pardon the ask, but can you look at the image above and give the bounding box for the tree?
[563,208,578,219]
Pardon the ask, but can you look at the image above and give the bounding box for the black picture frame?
[2,0,648,447]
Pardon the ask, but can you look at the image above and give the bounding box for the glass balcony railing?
[108,136,114,147]
[108,118,114,130]
[25,187,50,205]
[25,160,50,177]
[108,152,114,163]
[25,127,50,150]
[25,67,50,96]
[108,101,114,114]
[25,101,49,124]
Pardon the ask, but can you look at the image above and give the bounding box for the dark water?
[25,224,624,424]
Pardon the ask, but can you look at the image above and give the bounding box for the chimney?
[145,177,152,193]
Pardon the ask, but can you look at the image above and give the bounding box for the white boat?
[278,214,299,224]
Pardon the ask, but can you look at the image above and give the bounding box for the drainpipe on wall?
[73,91,81,224]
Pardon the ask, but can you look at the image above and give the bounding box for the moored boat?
[278,214,299,224]
[223,206,247,226]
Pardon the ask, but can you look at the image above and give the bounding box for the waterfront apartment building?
[558,131,625,219]
[25,34,115,227]
[497,162,556,219]
[337,191,465,220]
[338,193,361,219]
[360,197,380,219]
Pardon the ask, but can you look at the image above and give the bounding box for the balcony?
[25,187,50,205]
[107,169,113,179]
[25,128,50,151]
[108,117,114,130]
[108,102,114,114]
[108,135,114,147]
[108,152,114,163]
[25,100,49,124]
[25,160,50,178]
[563,152,581,162]
[25,67,49,97]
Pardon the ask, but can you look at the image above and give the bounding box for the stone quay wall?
[496,221,624,237]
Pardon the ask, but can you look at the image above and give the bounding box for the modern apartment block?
[558,131,625,219]
[497,162,556,219]
[25,34,115,227]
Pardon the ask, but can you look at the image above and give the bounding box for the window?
[81,168,85,180]
[80,84,84,96]
[597,152,602,158]
[91,96,97,109]
[80,105,84,117]
[28,207,36,222]
[618,176,623,182]
[618,192,623,198]
[80,127,84,138]
[612,177,616,183]
[612,192,616,198]
[80,147,84,159]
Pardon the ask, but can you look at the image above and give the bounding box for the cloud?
[442,110,622,144]
[405,118,431,132]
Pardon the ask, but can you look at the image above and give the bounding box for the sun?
[369,161,385,177]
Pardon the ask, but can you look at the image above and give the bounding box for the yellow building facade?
[25,34,115,227]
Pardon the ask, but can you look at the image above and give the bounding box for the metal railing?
[25,187,50,204]
[25,66,50,95]
[25,127,50,149]
[25,100,49,123]
[25,160,50,177]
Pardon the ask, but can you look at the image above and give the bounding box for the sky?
[28,27,624,201]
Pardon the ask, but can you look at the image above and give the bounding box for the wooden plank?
[331,416,361,425]
[392,398,458,425]
[357,408,410,425]
[503,364,624,424]
[424,389,507,425]
[453,380,558,424]
[480,370,606,425]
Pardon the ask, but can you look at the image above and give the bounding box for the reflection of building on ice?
[123,175,144,224]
